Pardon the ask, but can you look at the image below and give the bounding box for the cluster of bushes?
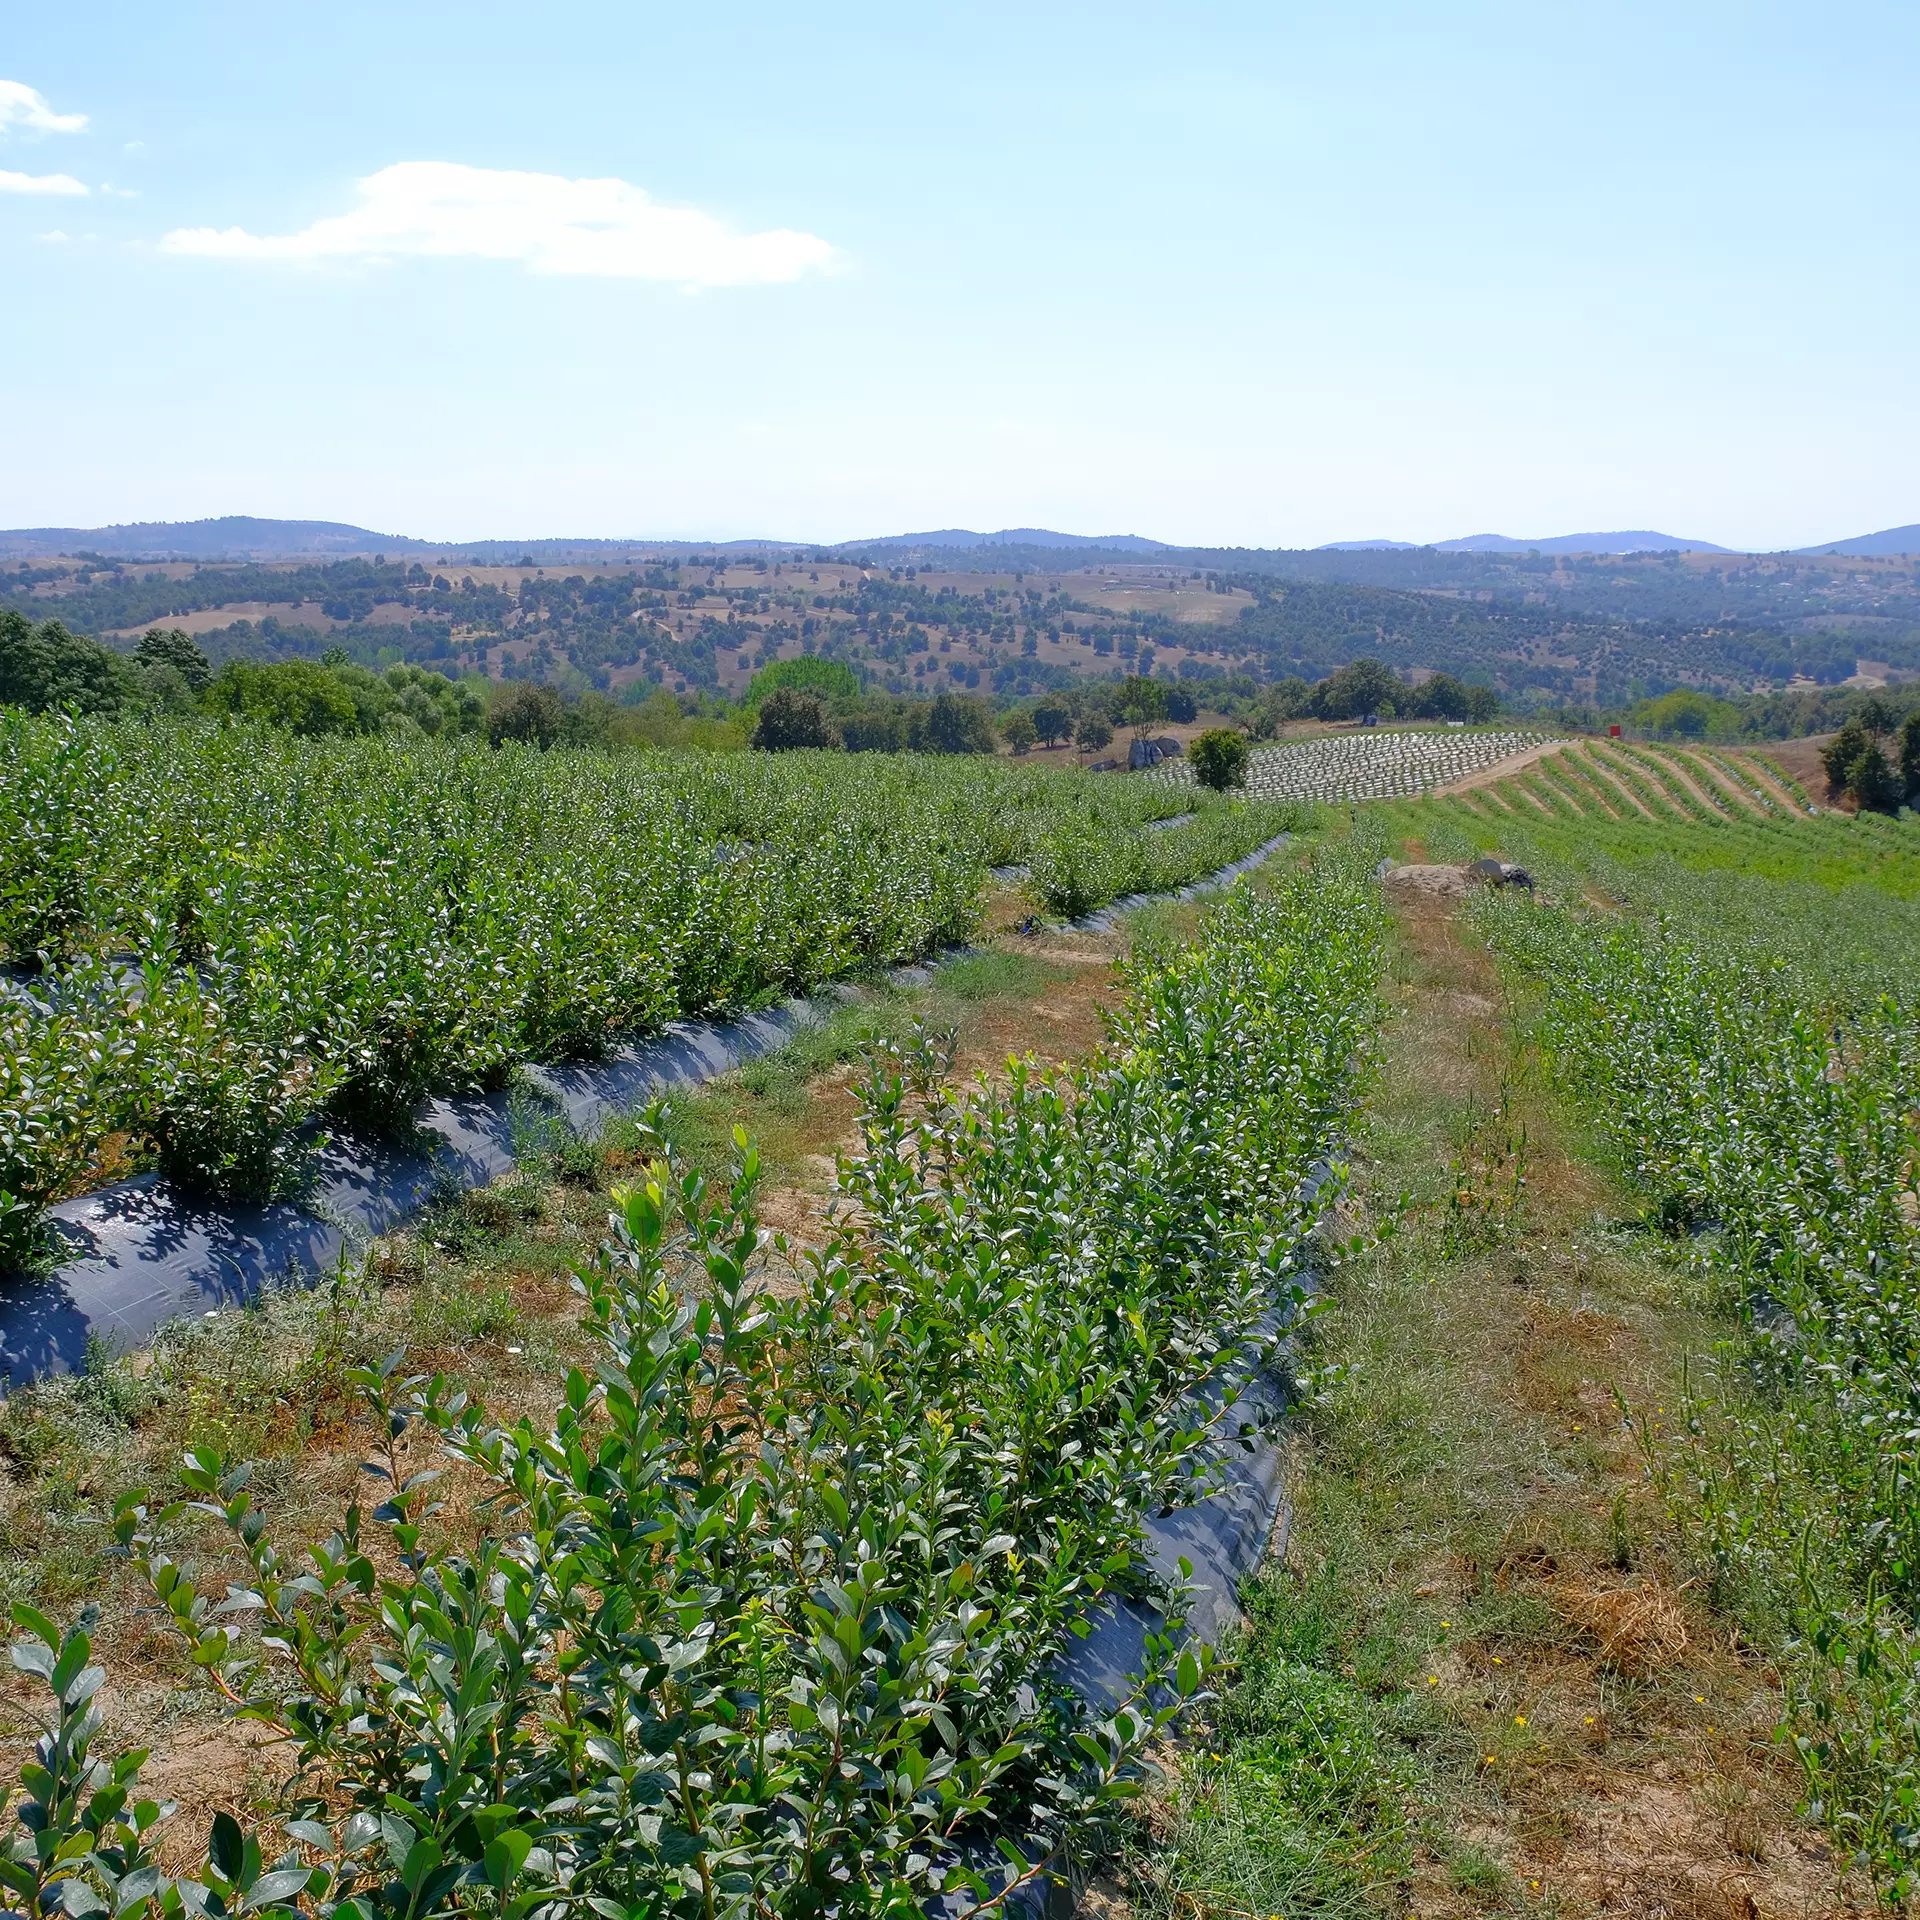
[744,659,1002,755]
[1536,681,1920,747]
[0,613,725,753]
[1820,700,1920,813]
[1246,659,1499,735]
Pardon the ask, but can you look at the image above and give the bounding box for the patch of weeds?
[418,1178,546,1263]
[736,999,917,1109]
[507,1077,576,1173]
[70,1331,157,1428]
[406,1268,521,1351]
[1129,1562,1422,1919]
[1446,1841,1510,1895]
[1120,899,1200,966]
[929,950,1062,1003]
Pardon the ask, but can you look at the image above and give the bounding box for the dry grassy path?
[1134,881,1858,1919]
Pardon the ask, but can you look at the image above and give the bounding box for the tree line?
[3,611,1513,769]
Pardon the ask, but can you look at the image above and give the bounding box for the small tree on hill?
[1850,741,1904,814]
[1165,686,1198,724]
[1114,675,1168,738]
[1413,672,1471,722]
[1899,712,1920,804]
[1032,698,1072,747]
[1000,709,1037,755]
[1821,720,1868,795]
[135,626,212,692]
[1310,657,1400,721]
[1822,718,1903,814]
[0,610,130,716]
[486,682,568,748]
[1076,712,1113,758]
[751,688,837,751]
[1189,728,1250,792]
[747,656,862,706]
[914,692,996,755]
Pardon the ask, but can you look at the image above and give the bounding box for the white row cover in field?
[1154,727,1555,803]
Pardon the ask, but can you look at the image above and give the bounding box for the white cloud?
[0,169,87,196]
[36,228,69,243]
[0,82,87,137]
[160,160,836,287]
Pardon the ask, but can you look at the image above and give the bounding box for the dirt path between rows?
[1433,738,1575,797]
[1268,890,1861,1916]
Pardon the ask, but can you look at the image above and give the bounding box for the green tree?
[1250,677,1309,739]
[1412,672,1471,722]
[1189,727,1251,791]
[1463,683,1501,723]
[1309,657,1400,721]
[913,691,996,755]
[1849,741,1904,814]
[380,663,486,737]
[1032,697,1072,747]
[1822,718,1903,813]
[0,611,130,715]
[1821,720,1869,795]
[486,681,569,748]
[1076,711,1114,756]
[746,656,862,706]
[1899,711,1920,803]
[1114,674,1168,736]
[134,626,212,691]
[1164,685,1199,724]
[207,659,360,736]
[751,687,838,751]
[837,698,911,753]
[1633,688,1740,739]
[1000,709,1038,754]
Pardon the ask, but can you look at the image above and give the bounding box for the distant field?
[1156,726,1559,803]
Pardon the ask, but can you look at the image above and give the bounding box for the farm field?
[1155,725,1558,802]
[4,709,1919,1916]
[1357,766,1920,1902]
[0,838,1385,1920]
[0,712,1299,1267]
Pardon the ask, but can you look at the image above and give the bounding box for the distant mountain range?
[3,516,1916,565]
[1797,523,1920,557]
[1323,531,1735,554]
[1322,525,1920,557]
[844,528,1171,553]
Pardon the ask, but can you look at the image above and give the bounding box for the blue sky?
[4,1,1916,549]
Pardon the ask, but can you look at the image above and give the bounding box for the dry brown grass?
[1331,894,1856,1915]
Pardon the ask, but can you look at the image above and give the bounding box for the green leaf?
[482,1831,531,1891]
[208,1813,245,1884]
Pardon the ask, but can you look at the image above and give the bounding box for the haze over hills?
[847,529,1171,553]
[1796,523,1920,557]
[1323,531,1734,555]
[8,513,1920,710]
[8,517,1915,567]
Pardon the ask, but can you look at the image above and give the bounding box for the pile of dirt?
[1382,862,1473,898]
